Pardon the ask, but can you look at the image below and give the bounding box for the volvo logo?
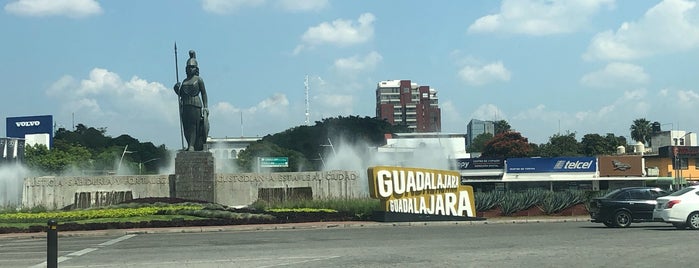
[15,121,41,127]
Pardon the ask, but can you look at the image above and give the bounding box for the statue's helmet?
[186,50,198,67]
[186,57,198,67]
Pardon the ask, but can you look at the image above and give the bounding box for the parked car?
[589,187,670,228]
[654,186,699,229]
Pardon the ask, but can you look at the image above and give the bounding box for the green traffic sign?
[259,157,289,167]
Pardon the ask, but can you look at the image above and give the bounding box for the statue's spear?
[175,42,185,150]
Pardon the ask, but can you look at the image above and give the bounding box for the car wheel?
[603,220,616,227]
[673,223,686,230]
[614,211,632,228]
[686,212,699,230]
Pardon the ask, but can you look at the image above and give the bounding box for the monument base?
[174,151,215,203]
[371,211,485,222]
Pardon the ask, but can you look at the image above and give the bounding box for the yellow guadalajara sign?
[368,166,476,217]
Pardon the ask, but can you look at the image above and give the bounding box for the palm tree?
[630,118,652,146]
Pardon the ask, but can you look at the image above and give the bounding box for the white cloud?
[276,0,328,12]
[4,0,102,18]
[44,68,184,147]
[202,0,327,14]
[468,0,614,35]
[469,104,507,122]
[677,89,699,106]
[47,68,175,125]
[580,62,650,88]
[45,68,305,146]
[201,0,265,14]
[314,94,354,117]
[584,0,699,61]
[458,61,511,86]
[438,100,465,133]
[509,89,660,143]
[249,93,289,114]
[295,13,375,54]
[333,51,382,74]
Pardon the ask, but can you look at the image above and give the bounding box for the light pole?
[320,138,337,156]
[673,146,680,190]
[118,145,135,174]
[139,158,160,174]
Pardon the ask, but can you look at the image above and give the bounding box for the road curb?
[0,216,592,239]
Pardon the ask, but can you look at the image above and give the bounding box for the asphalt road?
[2,220,697,268]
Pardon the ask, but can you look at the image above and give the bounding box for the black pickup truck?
[588,187,670,228]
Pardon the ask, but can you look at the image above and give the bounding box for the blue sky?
[2,0,699,150]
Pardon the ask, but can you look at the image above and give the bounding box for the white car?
[654,186,699,229]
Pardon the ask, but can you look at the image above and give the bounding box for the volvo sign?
[6,115,53,149]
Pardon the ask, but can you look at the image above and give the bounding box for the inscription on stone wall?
[25,176,169,187]
[216,171,358,183]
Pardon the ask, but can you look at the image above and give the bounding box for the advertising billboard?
[506,157,597,173]
[6,115,53,148]
[659,146,699,158]
[454,158,504,170]
[598,155,643,177]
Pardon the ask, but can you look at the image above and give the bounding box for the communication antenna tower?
[305,75,310,125]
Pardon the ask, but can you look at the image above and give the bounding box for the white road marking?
[67,247,98,256]
[98,234,136,246]
[29,234,137,268]
[58,256,342,267]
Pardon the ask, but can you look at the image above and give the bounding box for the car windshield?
[669,187,696,196]
[601,189,624,198]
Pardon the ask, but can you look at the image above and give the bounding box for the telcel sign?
[368,166,476,217]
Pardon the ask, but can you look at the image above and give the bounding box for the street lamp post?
[118,145,135,174]
[139,158,160,174]
[673,146,679,190]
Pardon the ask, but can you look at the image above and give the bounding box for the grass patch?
[251,197,380,219]
[0,204,204,223]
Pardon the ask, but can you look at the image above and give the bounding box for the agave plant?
[499,192,529,216]
[538,190,588,215]
[474,191,505,211]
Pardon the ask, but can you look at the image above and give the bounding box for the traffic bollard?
[47,219,57,268]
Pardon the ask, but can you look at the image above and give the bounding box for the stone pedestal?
[174,151,215,203]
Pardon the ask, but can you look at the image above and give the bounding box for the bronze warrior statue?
[174,50,209,151]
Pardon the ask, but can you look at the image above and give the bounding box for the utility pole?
[305,75,310,126]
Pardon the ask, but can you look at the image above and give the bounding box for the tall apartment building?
[466,119,495,146]
[375,80,441,132]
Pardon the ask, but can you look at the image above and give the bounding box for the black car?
[588,187,670,228]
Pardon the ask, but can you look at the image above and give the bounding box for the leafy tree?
[630,118,652,146]
[494,120,511,134]
[481,132,532,158]
[24,142,92,175]
[580,134,609,156]
[468,132,493,153]
[605,133,627,152]
[55,124,110,156]
[537,133,581,157]
[26,123,168,174]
